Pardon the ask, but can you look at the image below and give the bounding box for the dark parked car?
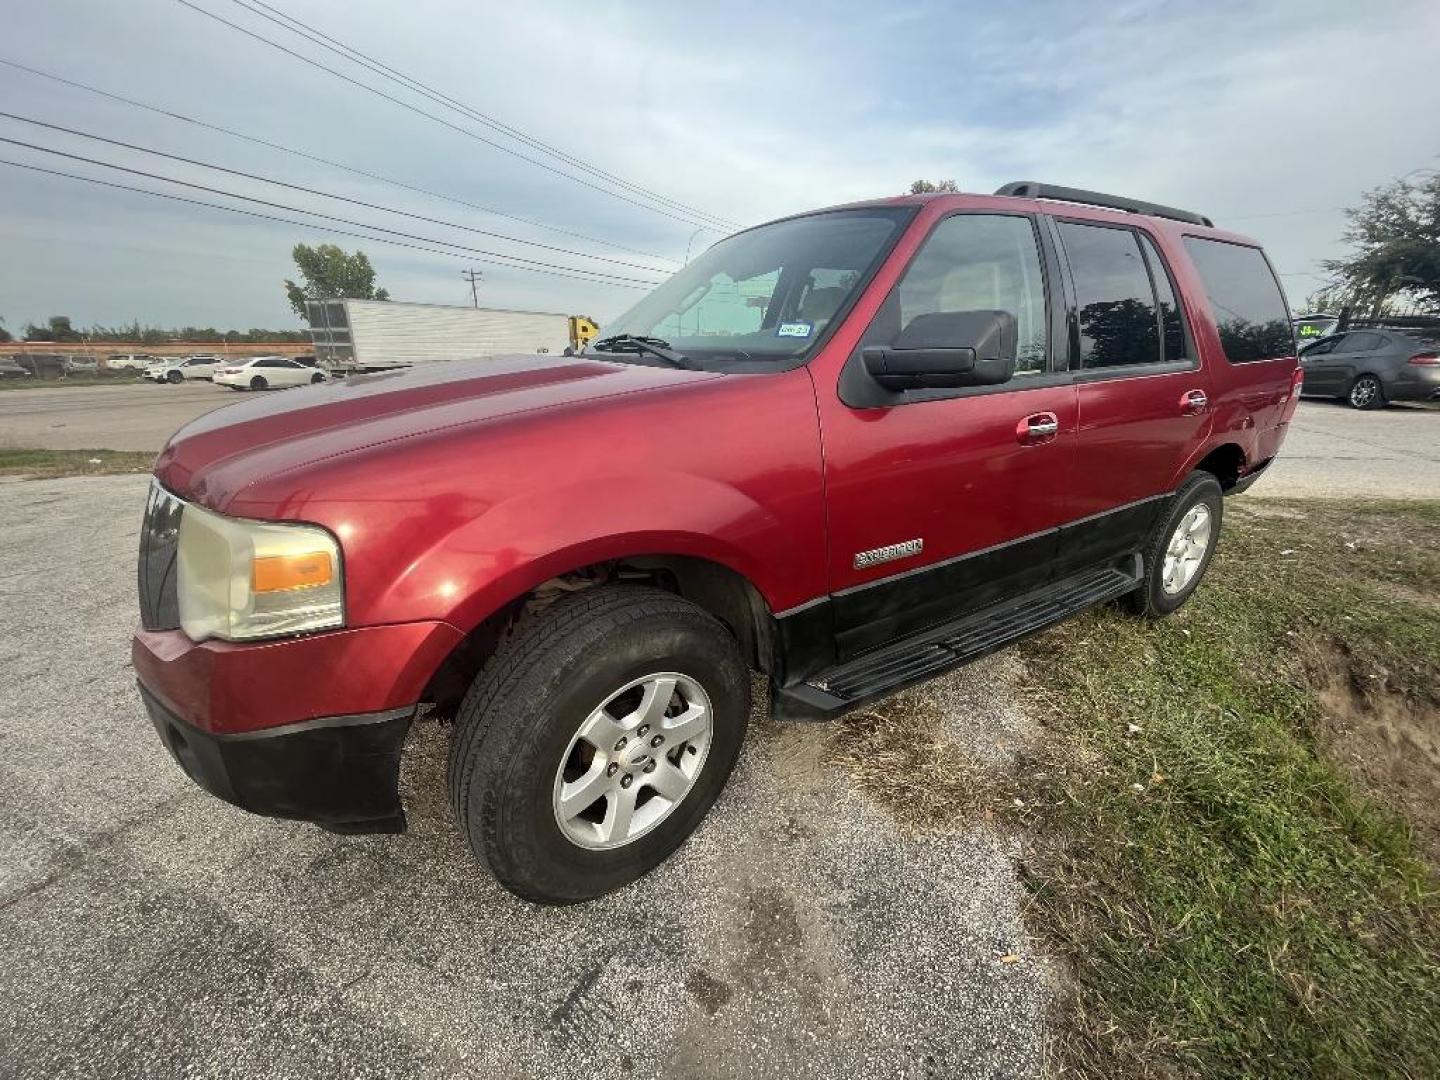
[135,182,1301,904]
[1299,328,1440,408]
[0,359,33,379]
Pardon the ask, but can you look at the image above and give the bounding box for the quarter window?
[1057,221,1162,369]
[886,214,1048,375]
[1181,237,1294,362]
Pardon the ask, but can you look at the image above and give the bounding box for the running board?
[773,559,1142,721]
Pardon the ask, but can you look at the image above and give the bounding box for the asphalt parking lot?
[0,381,237,452]
[0,474,1047,1080]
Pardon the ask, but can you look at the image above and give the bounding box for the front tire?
[250,375,268,391]
[166,369,183,384]
[1347,374,1384,410]
[1123,471,1223,618]
[449,585,750,904]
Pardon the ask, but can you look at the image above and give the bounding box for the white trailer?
[306,299,582,371]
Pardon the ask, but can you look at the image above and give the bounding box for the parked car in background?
[62,356,100,374]
[148,354,223,383]
[0,359,32,379]
[213,355,329,390]
[108,353,161,371]
[1299,328,1440,408]
[135,181,1301,904]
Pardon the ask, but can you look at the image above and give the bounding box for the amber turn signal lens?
[252,551,334,593]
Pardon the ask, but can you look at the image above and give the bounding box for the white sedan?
[214,356,329,391]
[148,355,223,383]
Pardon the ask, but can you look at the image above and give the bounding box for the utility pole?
[462,269,483,308]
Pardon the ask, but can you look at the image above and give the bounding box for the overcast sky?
[2,0,1438,333]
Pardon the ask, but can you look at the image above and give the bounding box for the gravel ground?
[0,474,1048,1080]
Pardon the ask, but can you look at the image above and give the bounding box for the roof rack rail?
[993,181,1214,228]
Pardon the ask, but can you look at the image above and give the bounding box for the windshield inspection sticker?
[777,322,813,338]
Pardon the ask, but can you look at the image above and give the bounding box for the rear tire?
[448,585,750,905]
[1347,374,1384,410]
[1122,471,1223,618]
[250,375,268,391]
[310,372,325,384]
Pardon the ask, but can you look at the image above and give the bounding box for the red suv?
[134,183,1301,904]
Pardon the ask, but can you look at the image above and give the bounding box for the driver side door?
[814,211,1077,660]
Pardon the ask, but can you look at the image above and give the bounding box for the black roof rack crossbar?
[994,181,1214,228]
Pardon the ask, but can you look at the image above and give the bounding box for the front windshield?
[594,207,913,365]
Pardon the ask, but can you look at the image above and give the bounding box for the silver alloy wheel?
[552,672,713,850]
[1349,376,1380,408]
[1162,502,1213,595]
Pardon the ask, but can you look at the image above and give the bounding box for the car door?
[1313,334,1376,397]
[1299,333,1348,394]
[1054,219,1212,571]
[813,210,1078,660]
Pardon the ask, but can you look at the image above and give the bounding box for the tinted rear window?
[1181,237,1294,362]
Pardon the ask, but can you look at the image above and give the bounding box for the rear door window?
[1341,332,1382,353]
[1180,237,1294,362]
[1136,233,1187,363]
[1056,221,1161,369]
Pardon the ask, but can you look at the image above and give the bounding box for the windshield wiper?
[589,334,693,369]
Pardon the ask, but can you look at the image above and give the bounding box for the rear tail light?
[1291,366,1304,392]
[1408,353,1439,366]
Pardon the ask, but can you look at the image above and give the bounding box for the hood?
[155,354,721,509]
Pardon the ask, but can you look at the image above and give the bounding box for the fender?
[356,470,823,634]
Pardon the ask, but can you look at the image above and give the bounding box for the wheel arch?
[1188,441,1247,491]
[421,549,776,719]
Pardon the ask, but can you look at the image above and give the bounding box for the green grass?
[0,447,155,477]
[1018,499,1440,1077]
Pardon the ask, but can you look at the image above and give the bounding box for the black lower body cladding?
[139,682,414,833]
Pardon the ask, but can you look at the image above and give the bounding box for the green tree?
[1323,173,1440,318]
[284,243,390,322]
[908,179,960,194]
[0,316,11,344]
[24,315,82,342]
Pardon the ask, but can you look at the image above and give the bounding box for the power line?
[172,0,734,231]
[0,56,680,264]
[0,110,668,273]
[0,156,658,289]
[0,136,665,287]
[232,0,739,229]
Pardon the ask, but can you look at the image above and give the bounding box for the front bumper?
[140,682,413,832]
[133,619,464,831]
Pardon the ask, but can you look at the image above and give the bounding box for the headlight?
[176,502,344,642]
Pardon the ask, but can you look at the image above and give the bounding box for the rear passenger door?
[1324,331,1383,391]
[1052,219,1209,571]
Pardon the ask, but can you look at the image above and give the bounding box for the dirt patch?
[826,687,1019,834]
[1304,637,1440,862]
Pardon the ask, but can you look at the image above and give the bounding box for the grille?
[138,481,183,631]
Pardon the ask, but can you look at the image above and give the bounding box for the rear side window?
[1137,233,1186,363]
[1057,221,1160,368]
[1342,332,1382,352]
[1181,237,1294,362]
